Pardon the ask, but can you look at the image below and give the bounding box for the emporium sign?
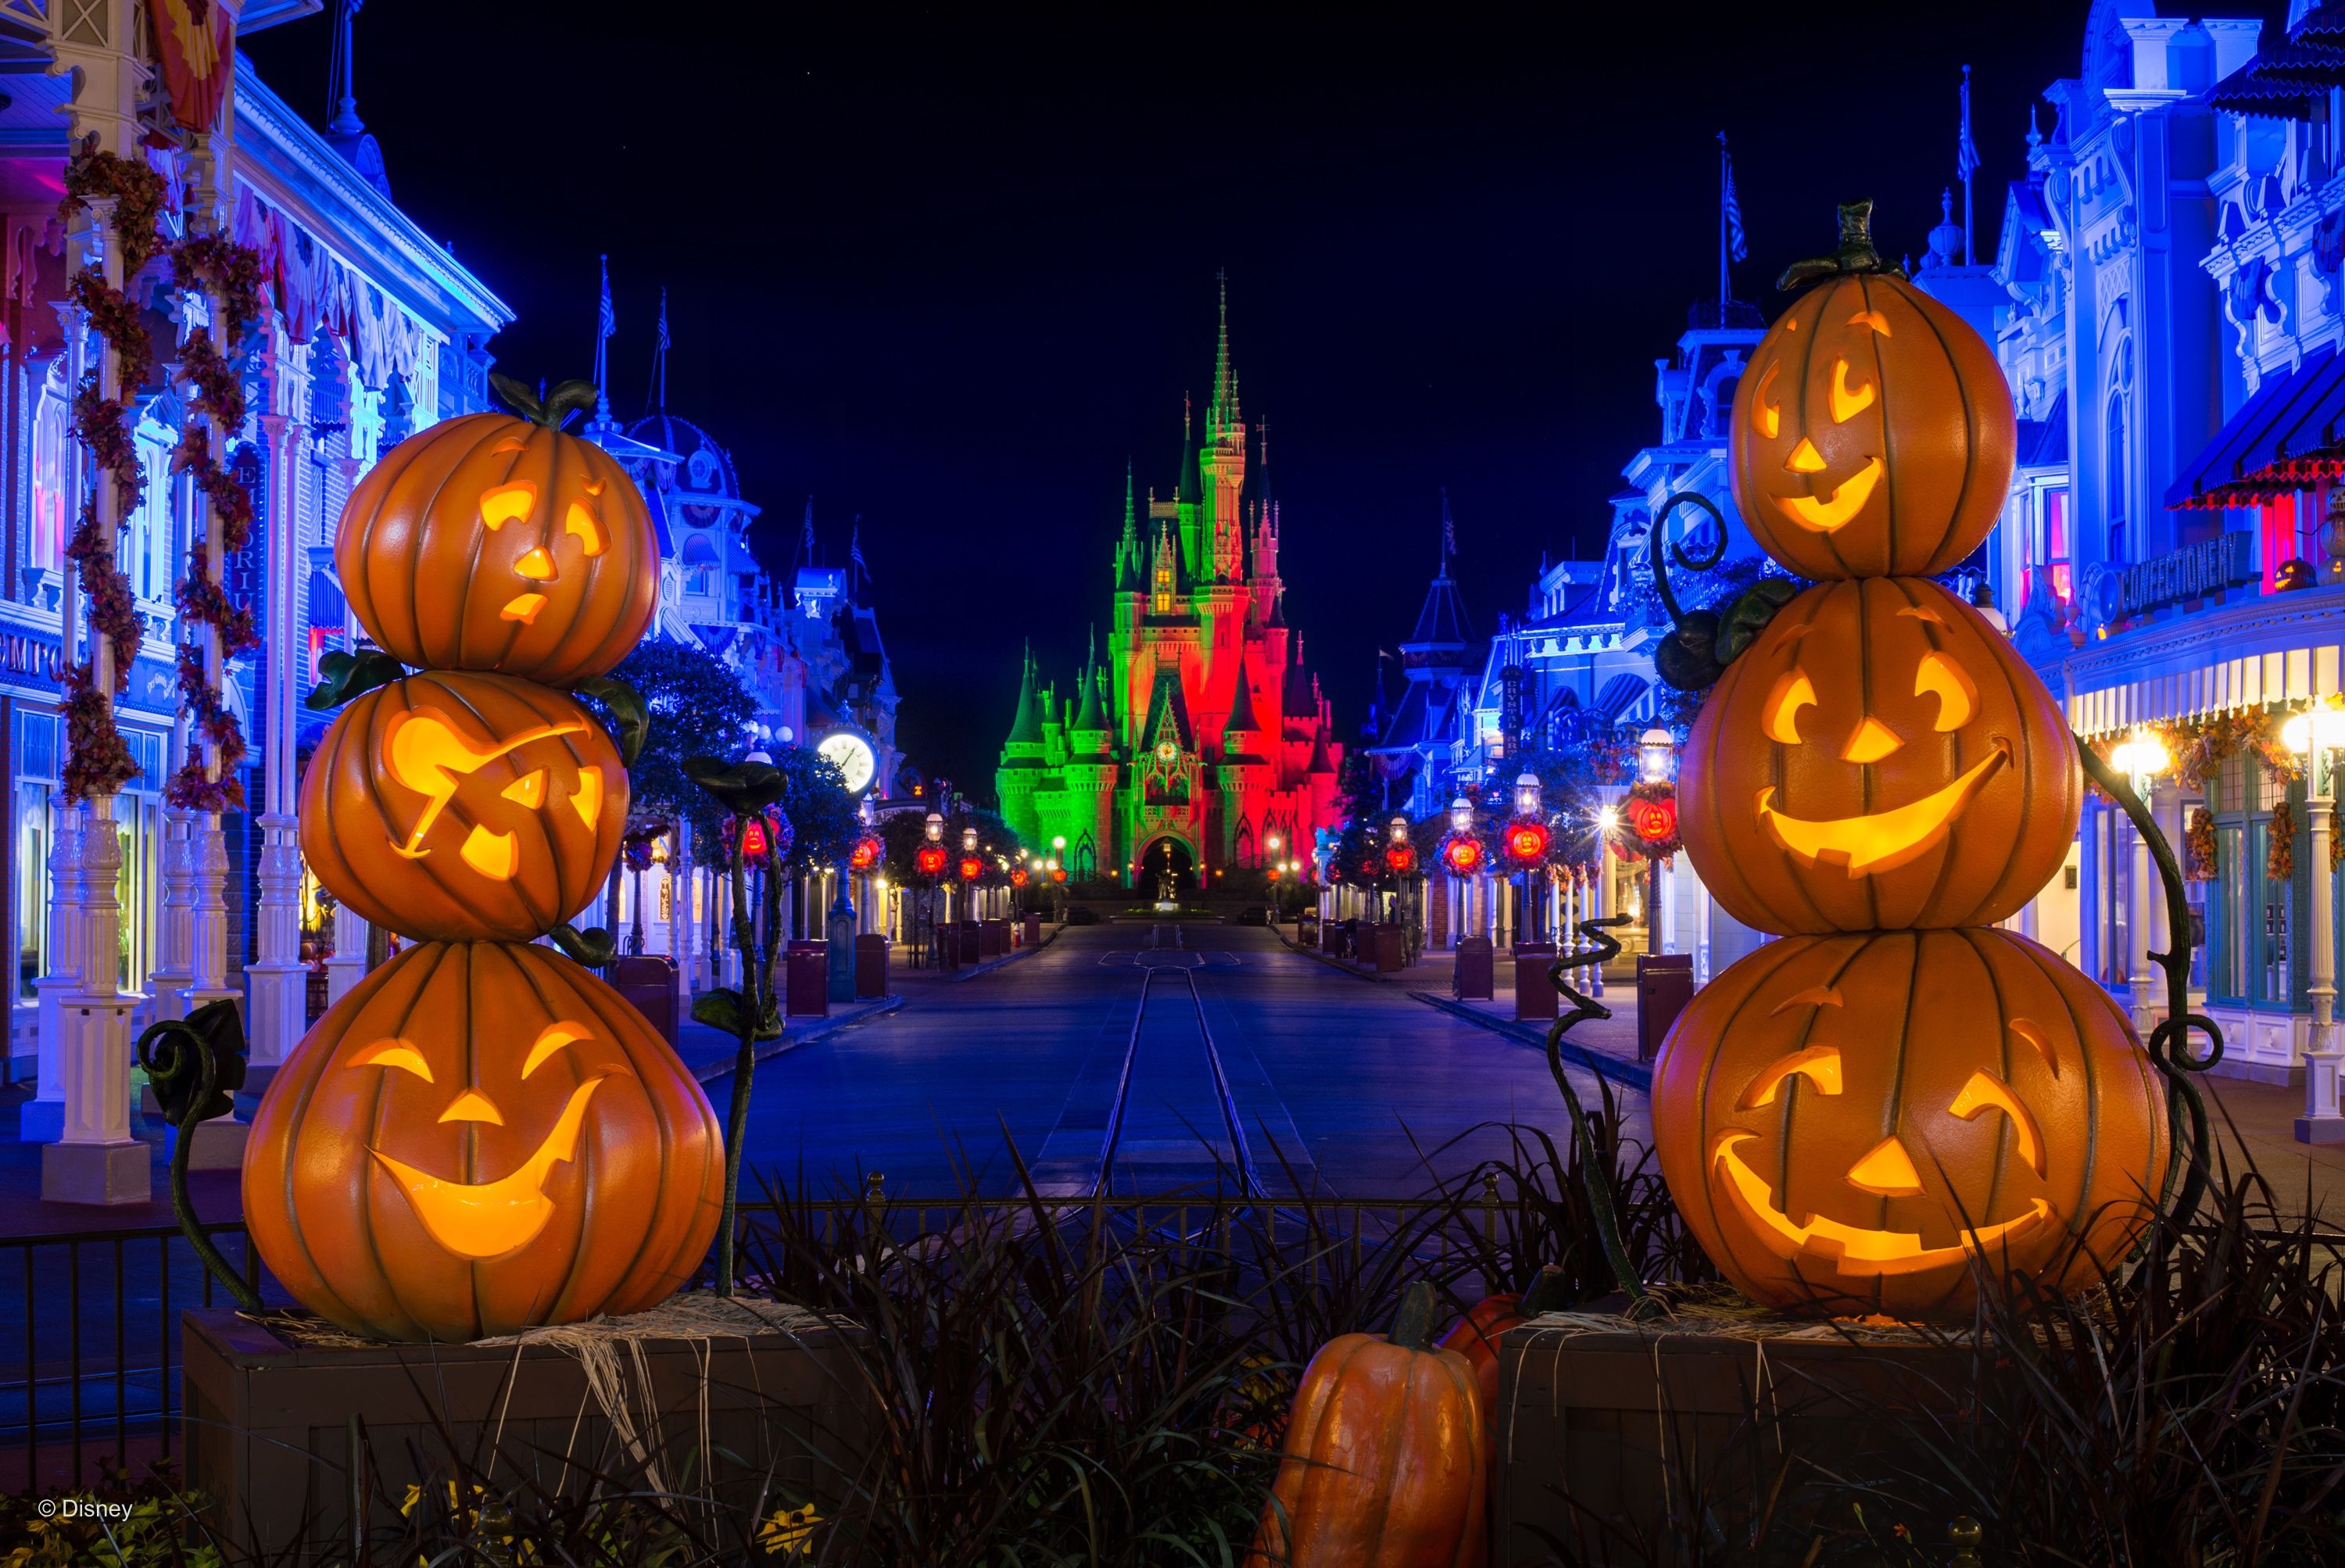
[2094,532,2257,622]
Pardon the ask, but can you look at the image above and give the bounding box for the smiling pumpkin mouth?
[1756,739,2010,877]
[1713,1132,2051,1278]
[370,1075,615,1260]
[1777,456,1882,534]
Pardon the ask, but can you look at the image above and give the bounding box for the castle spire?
[1178,394,1194,501]
[1208,270,1233,438]
[1224,654,1260,738]
[1007,643,1043,746]
[1074,636,1106,734]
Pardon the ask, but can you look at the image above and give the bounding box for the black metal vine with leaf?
[2074,739,2222,1227]
[1647,491,1796,694]
[136,1001,262,1312]
[1542,913,1657,1318]
[684,753,790,1295]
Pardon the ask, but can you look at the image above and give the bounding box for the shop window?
[2212,822,2247,1004]
[2104,396,2128,564]
[2250,818,2292,1007]
[2032,484,2071,607]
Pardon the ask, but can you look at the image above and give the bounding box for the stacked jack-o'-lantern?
[244,380,726,1342]
[1656,206,2169,1319]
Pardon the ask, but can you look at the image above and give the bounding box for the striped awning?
[2068,642,2345,736]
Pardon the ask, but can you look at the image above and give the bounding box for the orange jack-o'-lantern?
[1729,268,2014,580]
[1678,578,2077,933]
[336,385,657,684]
[244,940,725,1341]
[300,671,627,943]
[1652,928,2167,1319]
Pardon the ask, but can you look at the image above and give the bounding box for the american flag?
[597,256,616,341]
[1721,146,1749,263]
[655,286,669,351]
[851,517,872,583]
[1957,64,1982,182]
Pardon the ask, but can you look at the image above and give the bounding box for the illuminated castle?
[995,285,1345,887]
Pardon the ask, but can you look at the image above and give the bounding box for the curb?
[1408,990,1652,1092]
[689,993,906,1084]
[948,928,1062,983]
[1269,927,1387,983]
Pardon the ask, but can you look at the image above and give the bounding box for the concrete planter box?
[183,1301,868,1563]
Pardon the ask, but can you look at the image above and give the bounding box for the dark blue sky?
[246,4,2286,794]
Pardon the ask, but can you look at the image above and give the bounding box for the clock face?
[1155,739,1180,765]
[817,730,878,795]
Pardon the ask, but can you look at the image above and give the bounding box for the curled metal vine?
[2074,737,2221,1229]
[1543,912,1657,1317]
[136,1001,263,1312]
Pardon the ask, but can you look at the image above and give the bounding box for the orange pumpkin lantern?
[300,671,628,943]
[1728,216,2014,580]
[336,381,657,685]
[243,940,725,1342]
[1678,578,2078,933]
[1652,928,2168,1319]
[1247,1282,1488,1568]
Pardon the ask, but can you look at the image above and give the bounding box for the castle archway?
[1141,836,1197,897]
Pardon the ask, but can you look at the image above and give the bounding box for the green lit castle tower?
[997,281,1344,888]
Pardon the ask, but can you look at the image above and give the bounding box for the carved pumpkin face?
[243,940,725,1342]
[300,671,627,943]
[1729,273,2014,579]
[337,411,657,683]
[1653,929,2167,1319]
[1678,578,2078,933]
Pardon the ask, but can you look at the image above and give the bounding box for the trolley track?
[1093,936,1268,1197]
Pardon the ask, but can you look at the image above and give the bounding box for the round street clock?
[816,729,878,796]
[1155,739,1180,765]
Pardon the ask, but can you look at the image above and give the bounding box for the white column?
[245,408,306,1072]
[149,804,195,1024]
[2128,814,2157,1031]
[44,198,145,1201]
[2299,748,2343,1142]
[1695,869,1713,986]
[324,899,367,1006]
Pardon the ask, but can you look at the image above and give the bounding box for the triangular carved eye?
[1846,1136,1924,1197]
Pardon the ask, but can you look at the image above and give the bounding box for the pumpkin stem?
[1388,1280,1439,1351]
[1776,199,1907,292]
[489,372,603,431]
[1518,1263,1570,1318]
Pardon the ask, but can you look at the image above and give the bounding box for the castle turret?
[995,646,1049,843]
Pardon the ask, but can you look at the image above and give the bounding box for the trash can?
[1453,936,1495,1001]
[611,955,678,1044]
[958,920,983,965]
[1297,911,1319,947]
[980,919,1007,958]
[1513,941,1559,1022]
[854,933,890,999]
[1637,952,1695,1061]
[785,940,829,1018]
[1373,924,1405,972]
[1023,915,1042,947]
[827,930,857,1004]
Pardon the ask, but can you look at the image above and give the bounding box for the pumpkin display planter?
[1677,576,2078,933]
[1728,224,2015,580]
[243,940,725,1342]
[299,670,628,943]
[1247,1281,1488,1568]
[335,378,657,685]
[1651,928,2166,1319]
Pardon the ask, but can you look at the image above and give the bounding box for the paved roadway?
[729,922,1642,1199]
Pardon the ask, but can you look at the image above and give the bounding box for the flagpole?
[1961,65,1975,267]
[1718,131,1729,310]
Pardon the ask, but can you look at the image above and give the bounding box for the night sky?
[245,4,2287,796]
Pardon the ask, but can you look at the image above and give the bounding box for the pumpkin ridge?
[1853,582,1885,929]
[1688,935,1813,1282]
[1870,931,1925,1312]
[1855,277,1897,577]
[1946,930,2017,1251]
[2007,930,2117,1239]
[352,684,460,939]
[1907,290,1982,575]
[424,418,504,675]
[1897,581,1971,925]
[363,678,493,940]
[520,947,619,1325]
[1977,600,2046,925]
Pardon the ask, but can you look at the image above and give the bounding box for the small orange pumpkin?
[1728,205,2014,580]
[243,940,725,1342]
[337,380,657,684]
[300,671,627,943]
[1247,1281,1488,1568]
[1436,1265,1568,1441]
[1677,577,2078,933]
[1652,928,2168,1320]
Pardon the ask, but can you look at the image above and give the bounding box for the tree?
[602,639,754,844]
[768,743,858,876]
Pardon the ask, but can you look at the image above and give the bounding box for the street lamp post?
[925,811,945,968]
[1514,772,1541,943]
[2109,729,2171,1027]
[1450,793,1475,943]
[2286,708,2345,1143]
[1639,728,1677,954]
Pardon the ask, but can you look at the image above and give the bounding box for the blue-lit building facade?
[1421,2,2345,1119]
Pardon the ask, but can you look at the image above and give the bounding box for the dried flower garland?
[55,141,166,803]
[163,234,267,811]
[2268,798,2295,883]
[2185,806,2218,882]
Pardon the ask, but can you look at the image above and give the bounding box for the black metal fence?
[0,1192,1474,1491]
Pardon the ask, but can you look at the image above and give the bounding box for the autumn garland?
[55,143,166,802]
[163,234,267,811]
